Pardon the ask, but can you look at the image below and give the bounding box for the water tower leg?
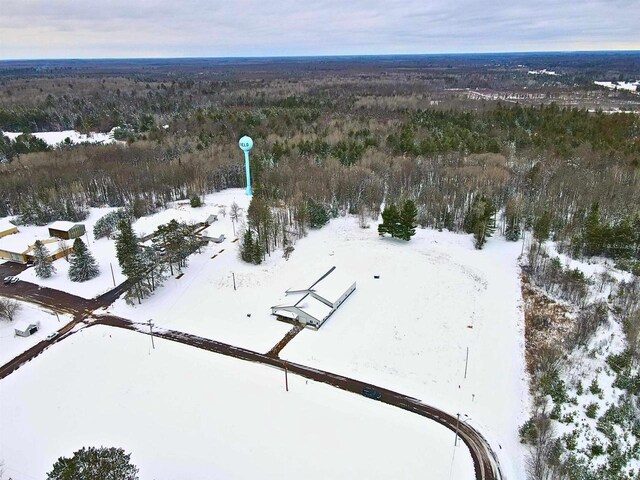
[244,151,252,195]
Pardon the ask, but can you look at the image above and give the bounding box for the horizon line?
[1,49,640,63]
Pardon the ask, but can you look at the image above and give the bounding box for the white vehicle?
[46,332,60,341]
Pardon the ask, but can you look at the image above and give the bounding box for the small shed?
[48,221,86,240]
[205,214,218,226]
[15,321,40,337]
[0,218,18,238]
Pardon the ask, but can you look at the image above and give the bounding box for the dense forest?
[1,54,640,480]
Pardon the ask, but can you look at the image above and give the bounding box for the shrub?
[585,402,599,419]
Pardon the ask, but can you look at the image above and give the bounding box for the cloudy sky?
[1,0,638,59]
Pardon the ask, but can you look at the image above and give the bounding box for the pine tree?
[241,229,263,264]
[533,210,552,245]
[378,203,400,238]
[33,240,55,278]
[115,220,146,303]
[307,200,329,229]
[47,446,139,480]
[68,238,100,282]
[398,199,418,241]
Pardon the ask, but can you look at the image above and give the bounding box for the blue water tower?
[239,135,253,196]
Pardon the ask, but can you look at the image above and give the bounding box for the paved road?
[96,315,503,480]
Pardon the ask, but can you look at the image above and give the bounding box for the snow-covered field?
[2,129,121,147]
[594,80,640,93]
[102,190,528,478]
[0,300,71,365]
[0,326,474,480]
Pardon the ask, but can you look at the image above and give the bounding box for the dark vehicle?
[362,387,382,400]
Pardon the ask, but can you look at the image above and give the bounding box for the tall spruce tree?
[533,210,552,245]
[398,199,418,241]
[68,238,100,282]
[115,219,146,303]
[33,240,55,278]
[378,203,400,238]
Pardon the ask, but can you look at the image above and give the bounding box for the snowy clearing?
[594,80,640,93]
[0,300,71,365]
[0,326,474,480]
[2,129,121,147]
[102,189,528,479]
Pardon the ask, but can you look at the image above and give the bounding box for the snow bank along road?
[96,315,504,480]
[0,271,503,480]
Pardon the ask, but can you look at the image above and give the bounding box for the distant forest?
[1,53,639,270]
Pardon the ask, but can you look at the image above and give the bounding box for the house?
[48,221,86,240]
[271,267,356,330]
[15,320,40,337]
[0,218,18,238]
[0,234,72,264]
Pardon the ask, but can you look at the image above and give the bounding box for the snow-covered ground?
[2,129,121,147]
[0,326,474,480]
[594,80,640,93]
[0,300,71,365]
[103,189,528,478]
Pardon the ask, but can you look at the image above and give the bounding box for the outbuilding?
[271,267,356,330]
[48,221,86,240]
[14,321,40,337]
[0,218,18,238]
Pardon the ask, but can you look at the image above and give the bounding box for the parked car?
[362,387,382,400]
[10,276,19,284]
[46,332,59,341]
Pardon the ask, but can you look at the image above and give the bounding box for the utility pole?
[110,263,116,287]
[464,347,469,379]
[232,272,236,291]
[54,311,60,322]
[454,413,460,446]
[147,319,155,349]
[284,361,289,392]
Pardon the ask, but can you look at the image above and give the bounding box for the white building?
[271,267,356,330]
[14,321,40,337]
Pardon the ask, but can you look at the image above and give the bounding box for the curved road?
[0,274,503,480]
[95,315,504,480]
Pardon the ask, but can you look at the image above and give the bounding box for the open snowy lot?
[103,189,528,478]
[2,129,121,147]
[0,326,473,480]
[0,300,71,365]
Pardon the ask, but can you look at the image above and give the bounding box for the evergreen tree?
[464,196,496,249]
[115,220,146,303]
[398,199,418,241]
[307,200,329,229]
[583,203,604,257]
[504,200,521,241]
[240,229,263,265]
[47,446,139,480]
[33,240,55,278]
[378,203,400,238]
[68,238,100,282]
[533,210,552,245]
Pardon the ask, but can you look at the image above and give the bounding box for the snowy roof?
[295,295,333,321]
[15,320,39,332]
[48,221,80,231]
[0,232,65,255]
[0,218,16,232]
[312,268,355,305]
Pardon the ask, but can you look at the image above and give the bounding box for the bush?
[190,195,202,208]
[589,378,602,395]
[585,402,599,419]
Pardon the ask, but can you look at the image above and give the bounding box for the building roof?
[0,218,17,232]
[311,268,355,305]
[48,221,80,231]
[15,320,39,332]
[0,231,67,255]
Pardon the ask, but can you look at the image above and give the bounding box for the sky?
[0,0,639,59]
